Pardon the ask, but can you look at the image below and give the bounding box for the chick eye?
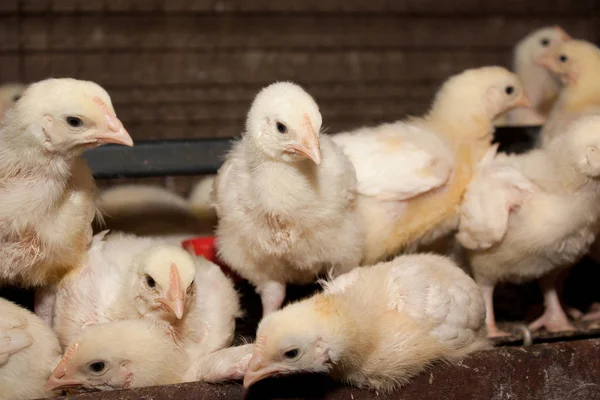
[505,86,514,95]
[283,348,299,359]
[88,361,106,374]
[559,55,568,63]
[12,95,20,102]
[540,38,550,47]
[66,116,83,128]
[276,122,288,134]
[145,275,156,288]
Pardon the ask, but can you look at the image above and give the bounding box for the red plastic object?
[181,236,243,283]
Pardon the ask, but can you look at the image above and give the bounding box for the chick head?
[0,82,25,118]
[515,26,571,67]
[244,301,337,388]
[245,81,323,165]
[6,78,133,156]
[45,320,179,392]
[434,66,531,121]
[560,114,600,177]
[132,245,197,321]
[537,40,600,86]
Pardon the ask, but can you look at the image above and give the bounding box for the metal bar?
[84,126,541,179]
[56,338,600,400]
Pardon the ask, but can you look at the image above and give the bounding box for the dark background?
[1,0,599,193]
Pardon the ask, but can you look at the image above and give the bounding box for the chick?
[244,253,488,391]
[332,67,530,264]
[0,298,62,400]
[537,39,600,147]
[45,319,185,392]
[213,82,363,316]
[48,231,198,347]
[0,82,25,119]
[97,184,213,241]
[498,26,571,126]
[457,115,600,336]
[0,78,133,287]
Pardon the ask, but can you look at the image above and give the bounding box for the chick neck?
[306,293,372,378]
[514,56,561,109]
[558,65,600,114]
[0,115,76,181]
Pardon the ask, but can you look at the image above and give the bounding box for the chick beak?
[157,263,185,320]
[514,93,532,109]
[285,114,321,165]
[46,346,84,391]
[535,52,557,71]
[92,124,133,147]
[243,352,282,389]
[554,26,572,41]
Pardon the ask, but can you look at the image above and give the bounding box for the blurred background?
[1,0,598,194]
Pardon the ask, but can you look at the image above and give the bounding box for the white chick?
[537,39,600,147]
[213,82,363,316]
[47,231,196,347]
[497,26,571,126]
[243,253,488,391]
[332,66,530,264]
[457,114,600,336]
[97,184,213,241]
[0,298,62,400]
[45,319,186,392]
[0,82,25,119]
[0,78,133,287]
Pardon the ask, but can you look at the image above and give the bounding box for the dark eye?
[540,38,550,47]
[145,275,156,288]
[88,361,105,373]
[66,116,83,128]
[12,95,20,102]
[505,86,514,95]
[283,349,299,359]
[276,122,287,134]
[559,55,568,63]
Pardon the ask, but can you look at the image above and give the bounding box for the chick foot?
[184,344,255,383]
[529,272,575,332]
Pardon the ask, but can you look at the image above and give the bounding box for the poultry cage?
[0,0,599,399]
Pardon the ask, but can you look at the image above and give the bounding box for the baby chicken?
[48,231,197,347]
[537,39,600,147]
[0,78,133,287]
[498,26,571,126]
[213,82,363,316]
[332,66,530,264]
[457,114,600,336]
[45,319,185,392]
[0,82,25,119]
[244,254,488,392]
[0,298,62,400]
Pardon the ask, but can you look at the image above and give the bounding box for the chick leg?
[184,344,254,383]
[257,281,286,317]
[529,272,575,332]
[480,282,511,337]
[34,286,56,327]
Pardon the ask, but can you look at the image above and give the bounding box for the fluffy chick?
[497,26,571,126]
[48,231,197,347]
[96,184,213,241]
[244,253,488,392]
[457,114,600,336]
[0,298,62,400]
[537,39,600,147]
[213,82,363,316]
[333,66,530,264]
[0,82,25,119]
[0,78,133,286]
[45,319,185,392]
